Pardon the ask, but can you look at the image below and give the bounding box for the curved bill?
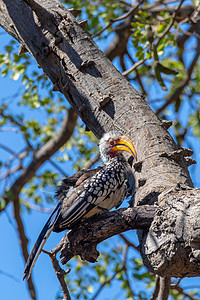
[112,135,137,158]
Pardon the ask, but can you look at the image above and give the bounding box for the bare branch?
[83,154,100,169]
[150,275,160,300]
[158,277,171,300]
[171,282,199,300]
[90,267,125,300]
[122,58,148,76]
[119,233,139,251]
[42,249,71,300]
[0,143,17,156]
[13,194,37,299]
[156,5,200,115]
[90,244,128,300]
[49,158,68,177]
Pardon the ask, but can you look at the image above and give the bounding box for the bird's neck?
[104,153,127,167]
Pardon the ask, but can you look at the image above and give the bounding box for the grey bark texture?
[0,0,199,278]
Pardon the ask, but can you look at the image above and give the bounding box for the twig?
[13,194,37,299]
[119,233,139,251]
[156,0,185,47]
[126,50,147,94]
[123,245,135,298]
[90,244,128,300]
[0,163,22,181]
[92,0,144,38]
[1,110,77,299]
[22,202,53,213]
[118,0,132,7]
[170,282,199,300]
[156,4,200,115]
[0,268,20,282]
[49,158,68,177]
[90,267,125,300]
[150,275,160,300]
[156,33,200,114]
[42,249,71,300]
[83,154,100,169]
[0,143,17,156]
[122,57,148,76]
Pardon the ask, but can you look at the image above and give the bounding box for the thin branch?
[0,143,17,156]
[0,163,22,181]
[92,0,144,38]
[0,268,20,282]
[49,158,68,177]
[123,245,135,299]
[156,41,200,115]
[1,109,77,299]
[7,109,77,202]
[158,277,171,300]
[156,5,200,115]
[170,282,199,300]
[90,244,128,300]
[90,267,125,300]
[119,233,139,251]
[126,50,147,94]
[150,275,160,300]
[42,249,71,300]
[22,202,53,213]
[83,154,100,169]
[122,58,148,76]
[118,0,132,7]
[156,0,185,47]
[13,194,37,299]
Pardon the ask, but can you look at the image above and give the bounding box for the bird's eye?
[109,139,115,146]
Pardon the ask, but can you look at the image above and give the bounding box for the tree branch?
[150,275,160,300]
[92,0,144,38]
[9,108,77,200]
[42,249,71,300]
[155,0,185,48]
[90,245,128,300]
[158,277,171,300]
[156,5,200,115]
[1,109,77,299]
[50,206,155,265]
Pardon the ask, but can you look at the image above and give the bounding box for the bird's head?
[99,131,136,164]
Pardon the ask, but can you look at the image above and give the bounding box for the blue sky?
[0,3,200,299]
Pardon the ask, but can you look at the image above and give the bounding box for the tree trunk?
[0,0,199,277]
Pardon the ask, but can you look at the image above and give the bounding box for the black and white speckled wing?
[53,160,127,232]
[23,168,99,280]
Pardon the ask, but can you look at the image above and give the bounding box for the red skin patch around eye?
[108,150,117,158]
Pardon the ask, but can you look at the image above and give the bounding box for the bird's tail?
[23,202,61,280]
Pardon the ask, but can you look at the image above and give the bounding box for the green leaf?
[0,198,6,210]
[157,63,178,75]
[154,63,167,90]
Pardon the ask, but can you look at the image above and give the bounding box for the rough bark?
[0,0,199,280]
[140,184,200,277]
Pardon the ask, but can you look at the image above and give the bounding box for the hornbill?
[23,131,136,280]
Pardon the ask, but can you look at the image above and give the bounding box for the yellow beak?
[112,135,137,158]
